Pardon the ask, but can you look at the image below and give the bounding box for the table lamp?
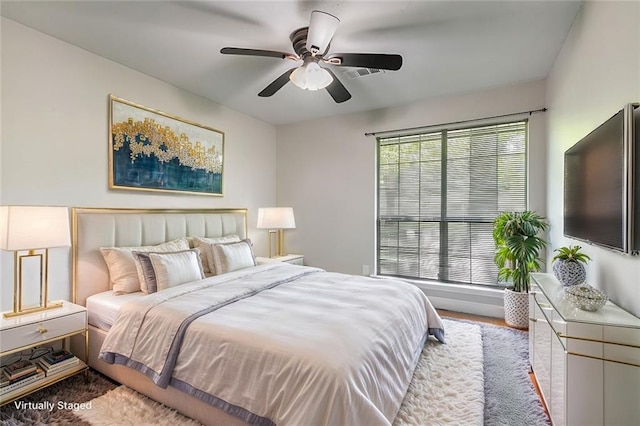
[256,207,296,258]
[0,206,71,318]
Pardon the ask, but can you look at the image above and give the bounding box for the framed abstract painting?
[109,95,224,196]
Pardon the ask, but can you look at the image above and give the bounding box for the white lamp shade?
[257,208,296,230]
[289,62,333,91]
[0,206,71,251]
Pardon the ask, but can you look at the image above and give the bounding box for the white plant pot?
[504,289,529,329]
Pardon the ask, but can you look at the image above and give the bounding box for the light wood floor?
[437,309,508,326]
[437,309,549,417]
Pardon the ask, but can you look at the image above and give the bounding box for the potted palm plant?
[552,245,591,286]
[493,211,548,329]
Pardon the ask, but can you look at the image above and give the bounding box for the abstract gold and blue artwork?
[109,95,224,196]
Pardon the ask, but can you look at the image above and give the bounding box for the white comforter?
[100,263,444,426]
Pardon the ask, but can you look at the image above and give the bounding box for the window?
[377,120,527,286]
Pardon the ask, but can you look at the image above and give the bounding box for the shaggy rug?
[480,322,550,426]
[76,386,201,426]
[1,318,549,426]
[394,319,484,425]
[0,369,118,425]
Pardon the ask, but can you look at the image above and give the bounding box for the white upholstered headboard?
[72,208,248,306]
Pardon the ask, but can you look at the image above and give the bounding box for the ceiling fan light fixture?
[221,10,401,103]
[289,62,333,91]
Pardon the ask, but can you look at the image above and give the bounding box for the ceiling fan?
[220,10,403,103]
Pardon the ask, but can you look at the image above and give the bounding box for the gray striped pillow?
[131,252,158,293]
[132,248,204,293]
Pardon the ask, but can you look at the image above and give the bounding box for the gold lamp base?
[3,301,64,318]
[266,229,287,258]
[3,249,64,319]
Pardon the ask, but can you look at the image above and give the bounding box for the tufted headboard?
[72,207,248,306]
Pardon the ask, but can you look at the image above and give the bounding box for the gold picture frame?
[108,95,224,196]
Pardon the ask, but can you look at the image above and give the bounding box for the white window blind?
[377,120,527,286]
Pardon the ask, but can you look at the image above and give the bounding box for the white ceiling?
[1,1,581,125]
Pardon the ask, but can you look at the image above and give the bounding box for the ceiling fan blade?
[326,53,403,71]
[306,10,340,55]
[220,47,295,60]
[258,67,298,97]
[324,69,351,103]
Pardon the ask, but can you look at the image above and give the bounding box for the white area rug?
[394,319,484,425]
[77,319,483,426]
[75,386,200,426]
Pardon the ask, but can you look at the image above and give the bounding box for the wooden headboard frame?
[71,207,248,306]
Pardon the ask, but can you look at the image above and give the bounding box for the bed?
[71,207,445,426]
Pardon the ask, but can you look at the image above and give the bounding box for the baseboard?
[426,295,505,318]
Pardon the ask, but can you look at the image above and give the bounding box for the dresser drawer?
[0,311,87,353]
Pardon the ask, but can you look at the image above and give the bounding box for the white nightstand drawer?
[286,256,304,265]
[256,254,304,266]
[0,311,86,353]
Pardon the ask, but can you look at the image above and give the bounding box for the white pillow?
[192,235,241,274]
[100,238,189,294]
[148,249,205,291]
[210,239,256,275]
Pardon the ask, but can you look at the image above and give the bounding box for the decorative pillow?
[131,252,158,294]
[148,249,205,291]
[100,238,189,294]
[192,235,241,274]
[210,239,256,275]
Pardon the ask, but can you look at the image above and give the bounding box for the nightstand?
[256,254,304,266]
[0,302,88,405]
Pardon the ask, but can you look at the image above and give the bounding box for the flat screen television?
[564,103,639,254]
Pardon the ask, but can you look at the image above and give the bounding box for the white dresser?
[530,273,640,426]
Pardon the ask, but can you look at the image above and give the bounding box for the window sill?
[371,275,506,318]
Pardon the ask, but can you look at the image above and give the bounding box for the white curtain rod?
[364,107,547,137]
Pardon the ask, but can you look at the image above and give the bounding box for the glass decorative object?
[564,284,608,312]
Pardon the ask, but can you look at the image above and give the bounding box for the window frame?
[375,118,529,287]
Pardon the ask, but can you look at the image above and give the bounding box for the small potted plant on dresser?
[552,245,591,286]
[493,211,548,329]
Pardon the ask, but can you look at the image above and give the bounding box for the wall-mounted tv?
[564,103,639,255]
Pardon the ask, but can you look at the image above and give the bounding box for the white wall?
[277,79,548,275]
[0,18,277,309]
[546,1,640,317]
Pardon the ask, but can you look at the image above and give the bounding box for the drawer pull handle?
[36,325,48,334]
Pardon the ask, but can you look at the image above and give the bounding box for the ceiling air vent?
[342,68,386,79]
